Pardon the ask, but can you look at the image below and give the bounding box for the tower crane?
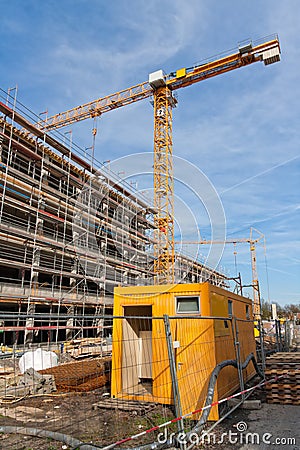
[177,228,265,318]
[38,35,280,284]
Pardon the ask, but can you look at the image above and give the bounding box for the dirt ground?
[1,331,300,450]
[0,388,176,450]
[0,382,299,450]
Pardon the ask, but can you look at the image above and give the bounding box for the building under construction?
[0,36,284,450]
[0,94,227,345]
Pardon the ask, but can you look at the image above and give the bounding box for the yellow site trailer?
[111,282,256,420]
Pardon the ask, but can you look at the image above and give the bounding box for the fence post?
[278,320,283,351]
[258,319,266,372]
[163,315,186,449]
[275,319,280,352]
[232,317,245,400]
[284,320,290,352]
[288,320,292,350]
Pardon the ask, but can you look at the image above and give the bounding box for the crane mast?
[152,86,176,282]
[38,36,281,284]
[178,227,265,318]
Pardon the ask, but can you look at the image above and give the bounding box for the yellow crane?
[38,35,280,284]
[177,228,265,318]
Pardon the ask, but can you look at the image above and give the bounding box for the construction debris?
[0,368,56,399]
[265,352,300,405]
[92,398,156,415]
[64,337,112,358]
[0,367,14,376]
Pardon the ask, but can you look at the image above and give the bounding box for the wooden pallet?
[265,368,300,374]
[265,384,300,392]
[266,355,300,368]
[266,390,300,396]
[267,369,300,377]
[92,398,156,415]
[266,359,300,366]
[265,378,300,385]
[267,398,300,405]
[267,393,300,400]
[265,352,300,405]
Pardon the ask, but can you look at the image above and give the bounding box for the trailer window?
[228,300,233,317]
[246,304,250,320]
[176,296,200,314]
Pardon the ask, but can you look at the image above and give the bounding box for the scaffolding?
[0,89,228,346]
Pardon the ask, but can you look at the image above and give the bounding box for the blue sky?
[1,0,299,306]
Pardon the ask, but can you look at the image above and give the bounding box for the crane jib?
[167,60,243,90]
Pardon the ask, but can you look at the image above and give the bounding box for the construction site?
[0,100,227,347]
[0,33,299,450]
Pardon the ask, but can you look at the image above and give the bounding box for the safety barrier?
[0,313,270,449]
